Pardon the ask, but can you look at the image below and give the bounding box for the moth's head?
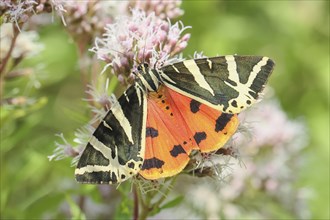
[137,63,150,75]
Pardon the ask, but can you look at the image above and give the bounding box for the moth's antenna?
[154,53,161,70]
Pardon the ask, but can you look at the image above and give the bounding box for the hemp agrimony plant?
[46,2,242,218]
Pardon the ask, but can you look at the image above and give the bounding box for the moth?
[75,55,275,184]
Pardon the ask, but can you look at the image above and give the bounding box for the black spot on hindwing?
[231,100,238,108]
[146,127,159,138]
[141,157,165,170]
[190,99,201,113]
[170,144,186,157]
[215,113,233,132]
[194,132,207,145]
[127,162,135,169]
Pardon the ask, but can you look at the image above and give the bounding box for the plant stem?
[133,184,139,220]
[77,195,85,212]
[0,23,20,97]
[0,24,19,76]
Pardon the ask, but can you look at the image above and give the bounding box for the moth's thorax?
[136,64,162,92]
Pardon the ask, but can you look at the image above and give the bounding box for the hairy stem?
[137,177,178,220]
[153,177,177,208]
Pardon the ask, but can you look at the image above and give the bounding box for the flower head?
[0,0,37,25]
[0,0,57,29]
[91,8,190,84]
[48,133,80,162]
[51,0,122,45]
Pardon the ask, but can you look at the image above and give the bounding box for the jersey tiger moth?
[75,55,275,184]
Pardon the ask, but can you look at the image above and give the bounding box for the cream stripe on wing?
[135,84,143,106]
[182,59,215,96]
[75,164,112,175]
[160,71,177,84]
[123,91,130,102]
[103,120,113,130]
[225,55,240,83]
[246,57,269,87]
[207,59,212,69]
[149,70,159,88]
[89,135,111,158]
[171,64,180,73]
[111,102,134,144]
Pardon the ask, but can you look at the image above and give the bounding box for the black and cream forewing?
[75,84,147,184]
[160,55,275,114]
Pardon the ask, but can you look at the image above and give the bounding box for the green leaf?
[159,195,184,210]
[148,195,185,217]
[149,206,161,217]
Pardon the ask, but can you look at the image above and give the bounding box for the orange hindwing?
[139,85,239,179]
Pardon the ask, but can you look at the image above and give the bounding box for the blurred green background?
[1,0,329,219]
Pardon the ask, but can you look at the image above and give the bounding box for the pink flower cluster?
[50,0,185,53]
[91,8,190,85]
[51,0,117,45]
[0,0,57,29]
[126,0,184,19]
[1,0,37,25]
